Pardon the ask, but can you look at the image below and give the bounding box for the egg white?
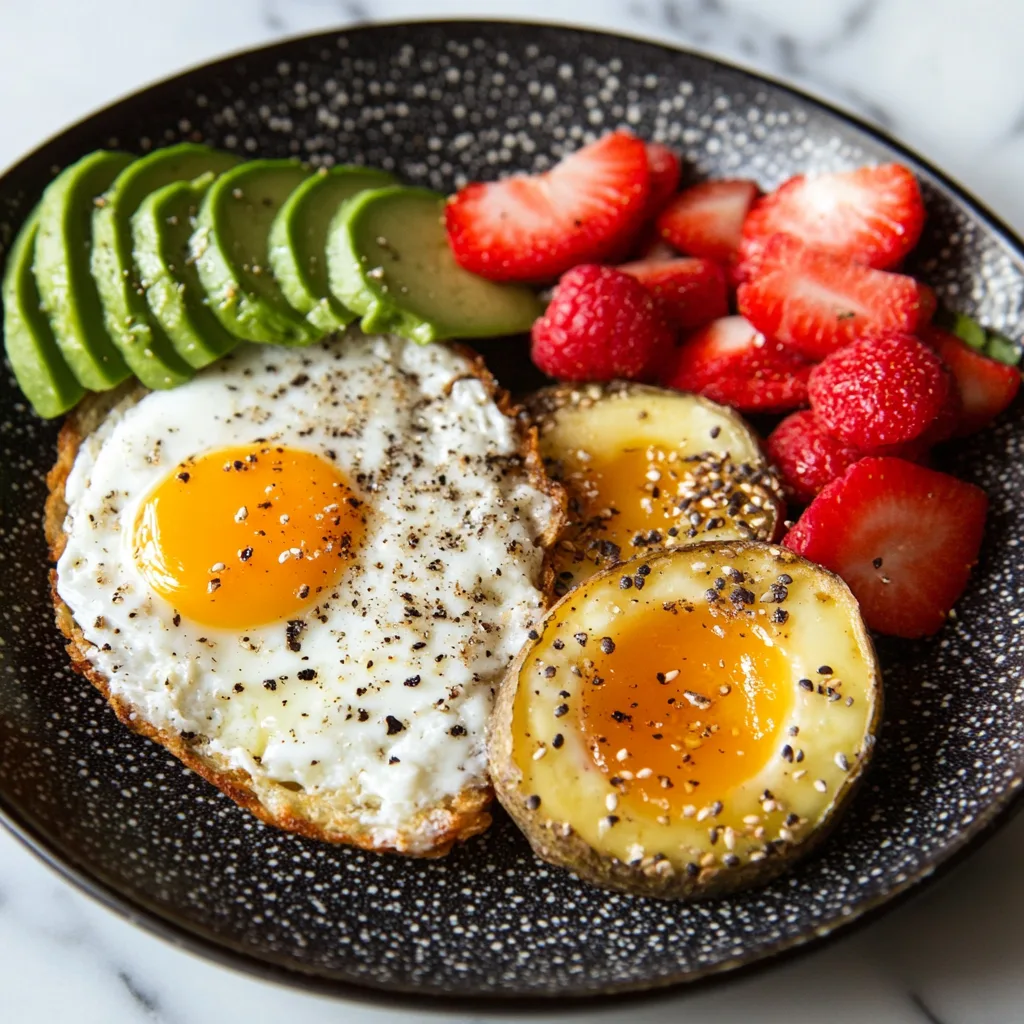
[56,333,557,851]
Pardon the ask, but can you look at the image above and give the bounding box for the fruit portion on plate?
[5,127,1020,898]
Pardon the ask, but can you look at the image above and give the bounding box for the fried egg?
[489,540,881,898]
[53,334,560,854]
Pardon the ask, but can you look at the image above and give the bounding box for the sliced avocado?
[92,143,240,388]
[268,165,396,333]
[191,160,320,345]
[132,172,242,369]
[326,186,542,345]
[34,150,133,391]
[3,211,85,418]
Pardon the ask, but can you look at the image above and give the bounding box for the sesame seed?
[778,827,794,842]
[605,793,618,812]
[636,767,653,779]
[532,746,547,761]
[780,744,794,762]
[798,678,813,691]
[742,814,761,825]
[234,506,248,522]
[793,769,807,780]
[574,632,588,646]
[762,799,777,813]
[554,703,569,717]
[600,637,616,654]
[683,690,712,709]
[615,748,629,762]
[663,669,680,683]
[818,665,833,675]
[682,805,696,818]
[835,752,851,771]
[814,779,828,793]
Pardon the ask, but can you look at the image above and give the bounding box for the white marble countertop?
[3,1,1024,1022]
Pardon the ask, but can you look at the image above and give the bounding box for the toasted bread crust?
[45,348,565,857]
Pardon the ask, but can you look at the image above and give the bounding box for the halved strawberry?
[662,314,812,413]
[656,179,759,264]
[739,163,925,269]
[737,234,932,360]
[618,257,728,331]
[921,326,1022,435]
[445,131,650,282]
[783,457,987,638]
[644,142,682,217]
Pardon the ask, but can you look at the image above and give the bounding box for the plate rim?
[2,16,1023,1014]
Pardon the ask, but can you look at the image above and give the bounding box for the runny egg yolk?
[578,602,792,817]
[133,445,363,629]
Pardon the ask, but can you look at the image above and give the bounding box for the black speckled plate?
[1,19,1023,1013]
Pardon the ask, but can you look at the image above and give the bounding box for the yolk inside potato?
[552,440,745,582]
[133,444,363,629]
[578,601,792,815]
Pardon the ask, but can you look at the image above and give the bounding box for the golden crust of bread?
[45,348,566,858]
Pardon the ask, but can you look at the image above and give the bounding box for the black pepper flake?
[619,575,633,590]
[385,715,405,735]
[574,632,588,646]
[605,815,620,826]
[525,795,541,811]
[611,710,632,723]
[172,613,181,627]
[552,639,565,650]
[686,862,700,877]
[412,641,426,650]
[872,557,883,569]
[777,574,793,585]
[785,812,800,827]
[262,679,277,691]
[554,703,569,718]
[714,577,726,590]
[296,668,317,681]
[798,678,813,691]
[404,675,421,687]
[705,589,719,603]
[233,683,244,693]
[633,574,646,590]
[388,756,400,764]
[285,619,305,652]
[637,564,651,577]
[727,568,745,583]
[723,853,740,868]
[600,637,616,655]
[357,709,369,722]
[558,690,571,698]
[551,733,565,749]
[528,629,540,641]
[729,586,755,606]
[176,471,190,483]
[772,607,789,624]
[544,666,557,678]
[710,425,721,439]
[450,724,466,736]
[770,583,789,602]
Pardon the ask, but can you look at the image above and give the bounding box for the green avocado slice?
[92,143,240,388]
[191,160,321,345]
[132,172,242,369]
[268,165,396,333]
[3,211,85,418]
[326,186,543,345]
[34,150,133,391]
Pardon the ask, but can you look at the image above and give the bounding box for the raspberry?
[808,331,950,448]
[530,264,675,382]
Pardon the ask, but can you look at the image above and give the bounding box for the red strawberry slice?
[921,326,1022,435]
[644,142,682,217]
[656,179,759,264]
[766,410,931,504]
[618,257,728,331]
[739,163,925,269]
[445,131,650,282]
[737,234,932,360]
[783,457,987,638]
[662,314,812,413]
[807,331,951,448]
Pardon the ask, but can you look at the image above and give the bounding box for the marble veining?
[2,3,1024,1024]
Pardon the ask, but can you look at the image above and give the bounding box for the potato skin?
[488,541,883,899]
